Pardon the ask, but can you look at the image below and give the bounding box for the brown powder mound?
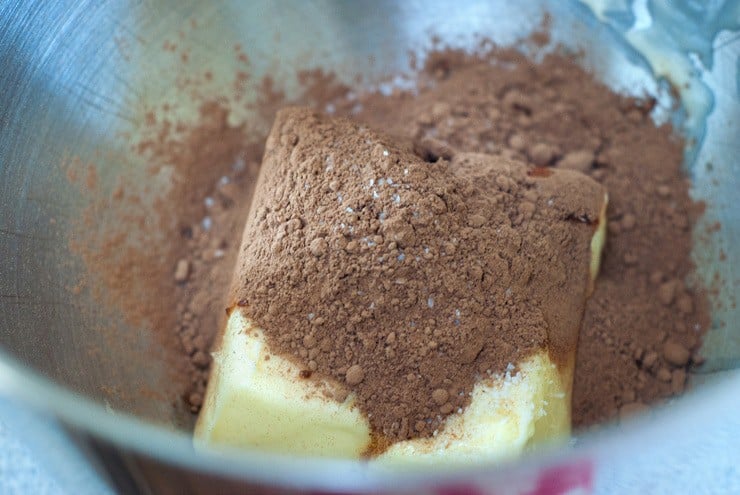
[70,40,709,432]
[231,107,605,441]
[348,50,709,427]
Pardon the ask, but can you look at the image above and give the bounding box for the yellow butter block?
[195,310,371,457]
[194,190,607,463]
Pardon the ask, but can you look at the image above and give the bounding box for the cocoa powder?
[137,102,263,412]
[346,50,709,427]
[67,102,263,419]
[69,41,710,436]
[231,107,605,442]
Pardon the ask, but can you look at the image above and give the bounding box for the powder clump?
[230,107,605,441]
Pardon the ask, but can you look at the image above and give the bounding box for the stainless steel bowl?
[1,1,738,493]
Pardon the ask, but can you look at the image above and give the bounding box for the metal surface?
[0,0,738,492]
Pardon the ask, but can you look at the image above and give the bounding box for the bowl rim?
[0,345,738,491]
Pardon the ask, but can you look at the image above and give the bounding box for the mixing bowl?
[1,0,738,493]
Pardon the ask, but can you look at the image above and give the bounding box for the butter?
[376,351,568,467]
[194,193,607,463]
[195,311,370,457]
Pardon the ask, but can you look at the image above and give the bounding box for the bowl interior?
[0,0,738,481]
